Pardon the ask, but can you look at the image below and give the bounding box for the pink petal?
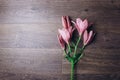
[85,30,93,45]
[68,26,72,34]
[58,29,70,44]
[76,18,82,29]
[62,16,68,29]
[83,30,88,45]
[72,27,76,32]
[76,18,82,26]
[83,19,88,30]
[72,21,81,35]
[76,18,87,35]
[66,16,71,28]
[68,26,75,37]
[57,34,65,49]
[62,16,71,29]
[78,19,88,35]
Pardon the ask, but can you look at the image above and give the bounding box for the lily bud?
[62,16,71,29]
[58,16,75,44]
[83,30,94,46]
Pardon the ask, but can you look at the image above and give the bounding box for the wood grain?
[0,0,120,80]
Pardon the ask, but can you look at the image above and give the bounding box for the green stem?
[68,43,72,53]
[63,50,67,56]
[77,45,85,61]
[82,45,85,50]
[71,60,74,80]
[74,36,81,56]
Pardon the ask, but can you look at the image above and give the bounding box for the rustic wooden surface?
[0,0,120,80]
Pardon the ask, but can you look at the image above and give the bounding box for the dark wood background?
[0,0,120,80]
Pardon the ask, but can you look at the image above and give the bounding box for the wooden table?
[0,0,120,80]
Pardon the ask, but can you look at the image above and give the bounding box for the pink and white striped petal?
[57,34,65,49]
[62,16,68,29]
[83,30,88,45]
[58,28,70,44]
[86,30,93,45]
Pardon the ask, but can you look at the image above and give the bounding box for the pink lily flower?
[57,34,65,49]
[73,18,88,36]
[58,16,75,44]
[58,28,70,44]
[83,30,94,46]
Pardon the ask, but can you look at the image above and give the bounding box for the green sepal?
[65,55,72,62]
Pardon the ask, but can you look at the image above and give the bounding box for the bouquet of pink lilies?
[57,16,95,80]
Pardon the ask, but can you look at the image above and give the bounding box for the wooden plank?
[63,74,120,80]
[62,49,120,74]
[0,72,62,80]
[0,0,119,23]
[0,48,62,75]
[0,24,60,48]
[0,24,119,49]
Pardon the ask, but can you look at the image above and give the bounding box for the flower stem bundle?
[57,16,95,80]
